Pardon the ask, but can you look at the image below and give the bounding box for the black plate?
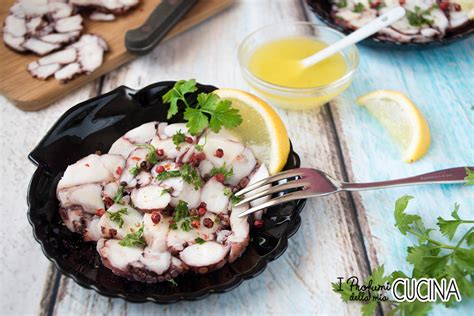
[306,0,474,48]
[27,81,306,303]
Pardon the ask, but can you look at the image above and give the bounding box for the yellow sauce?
[246,36,351,110]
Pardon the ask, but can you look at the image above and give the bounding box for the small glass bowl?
[238,22,359,111]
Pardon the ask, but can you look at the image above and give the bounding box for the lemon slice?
[213,88,290,174]
[457,0,474,19]
[357,90,430,163]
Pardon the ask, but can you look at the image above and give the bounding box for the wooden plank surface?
[0,0,232,111]
[49,0,372,315]
[305,3,474,315]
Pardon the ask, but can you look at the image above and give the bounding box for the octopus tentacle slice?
[56,121,276,282]
[3,0,84,55]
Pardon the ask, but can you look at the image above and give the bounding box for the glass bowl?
[238,22,359,111]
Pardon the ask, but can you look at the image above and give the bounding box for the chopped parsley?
[172,130,186,149]
[406,6,433,27]
[224,186,243,206]
[129,165,140,176]
[156,163,203,190]
[336,0,347,8]
[210,163,233,180]
[353,3,364,13]
[113,186,125,204]
[119,225,145,247]
[136,143,159,164]
[167,279,178,286]
[171,200,199,232]
[195,237,206,244]
[106,208,128,228]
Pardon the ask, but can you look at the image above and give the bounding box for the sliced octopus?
[69,0,140,21]
[328,0,471,43]
[56,122,270,282]
[3,0,83,55]
[27,34,108,82]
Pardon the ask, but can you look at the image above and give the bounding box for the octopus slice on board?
[98,203,143,239]
[3,0,83,55]
[69,0,140,15]
[27,34,108,82]
[89,12,115,21]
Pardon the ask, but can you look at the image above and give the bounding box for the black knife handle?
[125,0,198,55]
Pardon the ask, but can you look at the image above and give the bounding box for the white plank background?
[0,0,472,315]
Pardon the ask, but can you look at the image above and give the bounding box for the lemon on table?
[357,90,431,163]
[214,88,290,174]
[457,0,474,19]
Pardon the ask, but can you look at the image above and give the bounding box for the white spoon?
[300,6,406,68]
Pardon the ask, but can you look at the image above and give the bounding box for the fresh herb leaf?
[465,167,474,185]
[406,6,433,27]
[163,80,242,136]
[336,0,347,8]
[106,208,128,228]
[210,163,233,180]
[437,203,462,240]
[113,186,124,204]
[393,195,418,235]
[119,225,145,247]
[129,165,140,176]
[161,187,173,196]
[195,237,206,244]
[172,130,186,149]
[162,79,197,119]
[136,143,159,164]
[180,163,203,189]
[156,169,181,181]
[353,3,365,13]
[173,200,189,223]
[167,279,178,286]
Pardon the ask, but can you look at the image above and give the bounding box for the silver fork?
[235,167,472,218]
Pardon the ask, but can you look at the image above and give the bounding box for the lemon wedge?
[457,0,474,19]
[214,88,290,174]
[357,90,430,163]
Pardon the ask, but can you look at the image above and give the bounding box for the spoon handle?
[301,7,406,68]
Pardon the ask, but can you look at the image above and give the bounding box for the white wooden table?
[0,0,472,315]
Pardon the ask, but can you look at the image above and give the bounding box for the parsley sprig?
[224,186,242,206]
[119,225,145,247]
[170,200,199,232]
[106,208,128,228]
[172,131,186,149]
[332,193,474,315]
[162,79,242,135]
[156,163,203,189]
[210,163,233,180]
[406,6,434,27]
[136,143,159,164]
[113,186,125,204]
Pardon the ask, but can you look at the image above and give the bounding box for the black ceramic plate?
[306,0,474,48]
[27,81,306,303]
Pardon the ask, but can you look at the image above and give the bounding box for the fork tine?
[238,190,310,218]
[235,179,308,207]
[235,169,303,197]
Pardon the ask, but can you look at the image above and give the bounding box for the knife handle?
[125,0,197,55]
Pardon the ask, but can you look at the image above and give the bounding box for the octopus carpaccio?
[328,0,472,42]
[56,122,270,282]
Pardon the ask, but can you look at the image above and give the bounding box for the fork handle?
[339,167,472,192]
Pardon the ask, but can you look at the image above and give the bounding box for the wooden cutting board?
[0,0,233,111]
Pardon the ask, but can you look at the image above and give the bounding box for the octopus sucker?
[57,121,271,282]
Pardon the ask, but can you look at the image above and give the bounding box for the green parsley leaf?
[437,203,462,240]
[210,163,233,180]
[113,186,124,204]
[195,237,206,244]
[156,169,181,181]
[465,167,474,185]
[129,165,140,176]
[183,107,209,135]
[167,279,178,286]
[106,208,128,228]
[162,79,197,119]
[353,3,365,13]
[172,130,186,149]
[207,99,242,133]
[119,225,145,247]
[180,163,203,189]
[173,200,189,223]
[336,0,347,8]
[394,195,419,235]
[136,143,159,164]
[466,231,474,246]
[406,6,433,27]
